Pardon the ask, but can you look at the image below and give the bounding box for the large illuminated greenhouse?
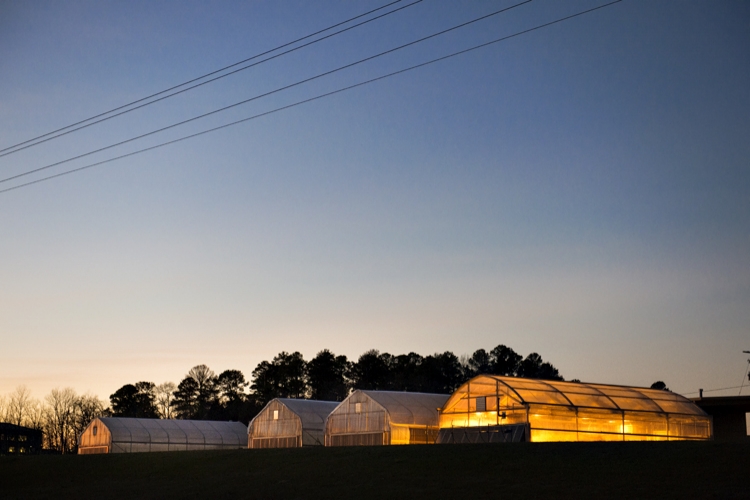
[437,375,712,443]
[326,390,449,446]
[78,417,248,454]
[248,398,339,448]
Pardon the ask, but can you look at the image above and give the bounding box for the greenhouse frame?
[78,417,248,454]
[248,398,339,448]
[437,375,712,443]
[325,390,449,446]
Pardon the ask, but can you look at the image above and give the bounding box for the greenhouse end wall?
[439,375,712,442]
[248,399,338,448]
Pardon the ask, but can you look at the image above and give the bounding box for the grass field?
[1,441,748,499]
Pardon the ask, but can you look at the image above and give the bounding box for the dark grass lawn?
[1,441,748,499]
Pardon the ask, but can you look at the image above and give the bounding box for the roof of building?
[690,395,750,411]
[444,375,708,416]
[357,390,450,426]
[273,399,340,431]
[89,417,248,446]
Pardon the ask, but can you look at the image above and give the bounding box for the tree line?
[1,344,562,453]
[107,345,562,424]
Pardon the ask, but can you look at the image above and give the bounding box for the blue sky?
[0,0,748,403]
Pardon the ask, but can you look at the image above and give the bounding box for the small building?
[691,395,750,441]
[248,398,339,448]
[78,417,248,454]
[325,390,449,446]
[0,423,43,455]
[438,375,712,443]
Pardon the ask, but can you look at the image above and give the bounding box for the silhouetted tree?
[307,350,350,401]
[109,382,159,418]
[155,382,176,419]
[466,349,493,378]
[217,370,248,402]
[172,377,200,419]
[172,365,219,419]
[489,345,522,376]
[650,381,670,391]
[250,352,307,405]
[6,385,32,427]
[418,352,465,393]
[44,387,78,454]
[516,353,563,380]
[216,369,248,420]
[391,353,424,391]
[348,350,393,390]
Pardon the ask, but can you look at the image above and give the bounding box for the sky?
[0,0,748,409]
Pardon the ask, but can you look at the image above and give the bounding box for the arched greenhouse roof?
[254,399,339,431]
[444,375,708,416]
[358,390,450,426]
[89,417,248,446]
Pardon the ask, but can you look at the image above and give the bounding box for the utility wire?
[0,0,623,196]
[0,0,409,157]
[682,385,748,396]
[739,360,750,396]
[0,0,532,185]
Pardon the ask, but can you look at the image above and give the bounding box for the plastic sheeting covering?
[440,375,712,442]
[326,390,449,446]
[78,417,248,454]
[248,399,339,448]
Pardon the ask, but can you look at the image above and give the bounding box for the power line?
[682,385,748,396]
[0,0,532,185]
[0,0,411,158]
[0,0,623,196]
[739,358,750,396]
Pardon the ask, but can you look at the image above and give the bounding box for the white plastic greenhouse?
[325,390,449,446]
[248,398,339,448]
[78,417,248,454]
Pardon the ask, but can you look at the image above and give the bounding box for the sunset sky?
[1,0,748,407]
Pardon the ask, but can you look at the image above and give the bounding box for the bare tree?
[71,394,105,450]
[44,388,78,454]
[155,382,176,419]
[0,394,6,422]
[7,385,33,426]
[25,399,45,431]
[187,365,216,388]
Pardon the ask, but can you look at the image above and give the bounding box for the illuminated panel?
[610,397,662,412]
[527,405,577,433]
[576,431,623,442]
[514,389,570,406]
[667,415,712,439]
[654,400,707,416]
[576,409,623,435]
[565,393,618,409]
[390,424,410,445]
[530,429,577,442]
[623,411,668,438]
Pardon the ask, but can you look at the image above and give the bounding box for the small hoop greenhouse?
[325,390,449,446]
[437,375,712,443]
[248,398,339,448]
[78,417,248,454]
